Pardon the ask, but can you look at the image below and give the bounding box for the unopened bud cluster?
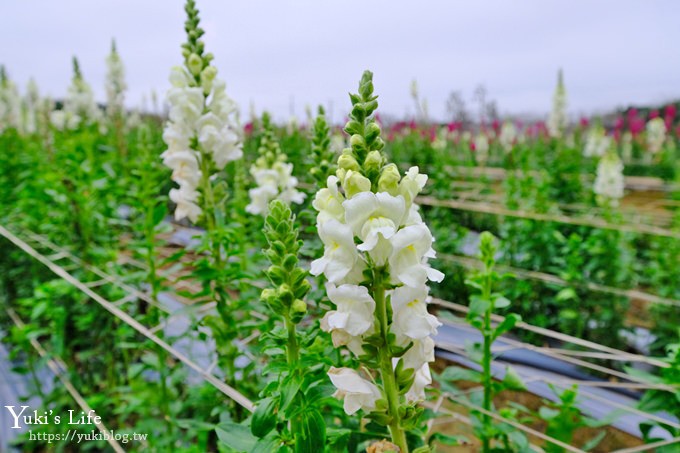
[261,200,311,323]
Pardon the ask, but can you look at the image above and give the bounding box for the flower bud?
[350,134,367,153]
[187,53,203,76]
[365,121,381,145]
[260,288,283,313]
[200,66,217,94]
[363,150,382,173]
[378,163,400,195]
[290,298,307,324]
[337,152,360,172]
[343,170,371,198]
[277,284,294,306]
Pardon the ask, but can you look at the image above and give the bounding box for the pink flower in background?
[492,119,500,136]
[630,117,644,136]
[244,122,254,135]
[664,104,676,130]
[446,121,460,132]
[579,117,589,128]
[614,116,624,132]
[649,109,659,120]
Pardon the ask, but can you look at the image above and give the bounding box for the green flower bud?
[277,284,294,306]
[267,265,286,285]
[260,288,283,313]
[365,121,381,146]
[350,134,367,153]
[378,163,401,195]
[344,170,371,198]
[290,298,307,324]
[187,53,203,76]
[337,152,360,172]
[200,66,217,94]
[363,150,383,173]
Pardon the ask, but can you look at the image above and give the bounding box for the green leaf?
[215,422,257,452]
[492,313,521,340]
[251,397,278,438]
[295,409,326,453]
[556,287,577,301]
[253,434,282,453]
[492,294,511,309]
[152,203,167,226]
[468,295,490,317]
[429,432,469,446]
[280,376,302,414]
[439,366,482,383]
[538,406,559,421]
[501,366,526,391]
[464,341,484,364]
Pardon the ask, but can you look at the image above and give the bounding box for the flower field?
[1,1,679,452]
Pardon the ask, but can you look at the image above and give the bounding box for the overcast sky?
[2,1,679,123]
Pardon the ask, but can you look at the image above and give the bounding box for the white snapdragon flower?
[62,63,101,129]
[246,159,306,215]
[167,86,204,126]
[583,127,611,158]
[498,121,517,152]
[594,151,624,204]
[0,70,22,133]
[646,117,666,155]
[317,74,444,416]
[162,53,242,222]
[399,166,427,209]
[245,184,278,216]
[343,191,406,264]
[389,224,443,288]
[169,185,202,222]
[547,69,568,138]
[105,41,126,119]
[321,283,376,337]
[327,367,381,415]
[405,364,432,402]
[390,285,441,340]
[474,134,489,166]
[312,176,345,225]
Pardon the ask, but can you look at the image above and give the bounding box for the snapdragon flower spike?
[0,67,22,133]
[547,69,568,138]
[498,121,517,153]
[583,124,611,158]
[311,70,444,450]
[105,40,127,120]
[21,79,40,135]
[52,57,101,131]
[309,106,336,186]
[594,149,624,206]
[161,0,242,222]
[245,113,305,216]
[646,117,666,155]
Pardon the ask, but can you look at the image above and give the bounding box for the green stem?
[285,316,299,366]
[481,266,493,453]
[373,270,409,453]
